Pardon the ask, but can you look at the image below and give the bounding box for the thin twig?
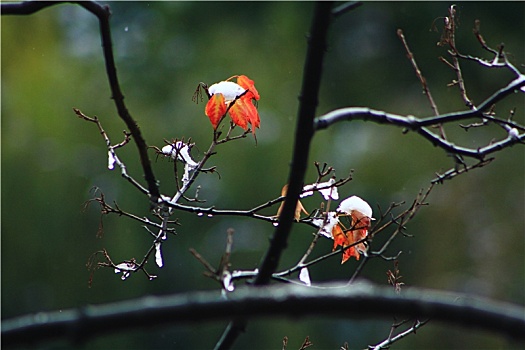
[5,1,161,199]
[369,319,429,350]
[74,2,161,201]
[74,108,149,195]
[397,28,447,139]
[397,29,440,117]
[439,5,475,109]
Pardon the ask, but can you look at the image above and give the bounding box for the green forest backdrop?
[2,2,524,349]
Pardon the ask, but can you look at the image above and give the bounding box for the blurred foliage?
[2,2,524,349]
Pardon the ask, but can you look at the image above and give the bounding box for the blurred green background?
[2,2,524,349]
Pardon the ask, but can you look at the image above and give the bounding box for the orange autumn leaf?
[228,98,250,130]
[331,223,359,263]
[231,75,260,134]
[331,223,346,248]
[276,184,308,222]
[205,93,227,129]
[229,98,260,133]
[201,75,260,135]
[244,100,260,130]
[332,211,371,264]
[236,74,260,101]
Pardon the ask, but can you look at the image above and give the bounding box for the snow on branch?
[315,21,525,161]
[314,102,525,160]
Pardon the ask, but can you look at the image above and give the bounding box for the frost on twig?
[114,261,139,281]
[298,267,312,286]
[86,249,157,287]
[74,108,148,195]
[301,178,339,201]
[160,140,199,188]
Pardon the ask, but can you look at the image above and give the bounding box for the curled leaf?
[334,199,372,263]
[321,195,374,263]
[276,184,308,221]
[236,74,260,100]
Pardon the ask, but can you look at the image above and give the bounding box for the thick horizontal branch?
[314,74,525,159]
[314,106,525,159]
[3,283,524,347]
[315,75,525,131]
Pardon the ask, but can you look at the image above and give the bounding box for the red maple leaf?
[236,74,260,101]
[228,98,250,130]
[205,93,227,130]
[200,75,260,135]
[332,211,370,264]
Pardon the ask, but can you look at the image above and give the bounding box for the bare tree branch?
[3,2,523,349]
[397,29,440,117]
[369,318,429,350]
[331,1,362,18]
[2,1,161,202]
[315,72,524,129]
[215,2,336,349]
[3,283,524,348]
[253,1,334,287]
[314,102,525,160]
[74,108,149,195]
[439,5,475,109]
[76,1,161,202]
